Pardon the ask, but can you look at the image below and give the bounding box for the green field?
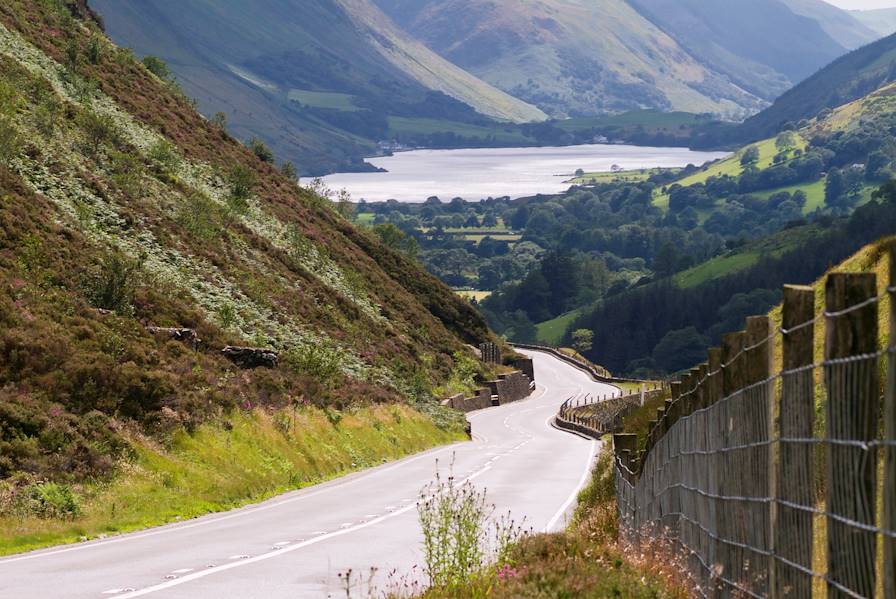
[553,110,700,132]
[354,212,376,225]
[387,117,534,144]
[674,252,761,288]
[535,309,583,345]
[455,290,493,302]
[462,234,521,244]
[288,89,361,112]
[754,179,826,213]
[673,224,822,288]
[568,168,671,186]
[662,135,807,192]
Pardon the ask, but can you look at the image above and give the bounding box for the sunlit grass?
[0,405,465,556]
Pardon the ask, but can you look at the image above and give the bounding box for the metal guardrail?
[512,342,645,386]
[555,387,666,439]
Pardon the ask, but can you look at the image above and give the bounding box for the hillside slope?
[851,8,896,38]
[90,0,545,175]
[375,0,876,119]
[629,0,872,100]
[375,0,763,119]
[704,32,896,146]
[0,0,490,486]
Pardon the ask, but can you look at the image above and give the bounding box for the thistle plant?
[417,461,527,590]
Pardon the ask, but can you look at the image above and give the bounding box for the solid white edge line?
[543,438,598,533]
[114,461,497,598]
[0,439,468,566]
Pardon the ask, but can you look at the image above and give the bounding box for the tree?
[212,112,228,130]
[248,137,274,163]
[509,205,529,230]
[227,165,256,213]
[775,131,797,152]
[142,55,171,81]
[653,242,679,278]
[373,223,405,250]
[825,168,845,206]
[867,151,891,181]
[281,161,298,182]
[572,329,593,354]
[740,146,760,166]
[652,327,710,374]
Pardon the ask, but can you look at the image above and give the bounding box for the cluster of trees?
[575,184,896,375]
[358,110,895,372]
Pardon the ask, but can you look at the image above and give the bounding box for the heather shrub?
[82,253,141,314]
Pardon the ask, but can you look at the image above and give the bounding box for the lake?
[321,143,729,203]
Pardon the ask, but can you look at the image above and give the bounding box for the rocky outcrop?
[222,346,278,369]
[147,327,200,349]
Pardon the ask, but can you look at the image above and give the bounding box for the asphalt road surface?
[0,349,618,598]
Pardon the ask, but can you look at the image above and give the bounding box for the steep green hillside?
[90,0,545,175]
[374,0,763,119]
[0,0,490,501]
[705,32,896,146]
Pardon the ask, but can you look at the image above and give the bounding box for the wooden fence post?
[705,346,722,594]
[885,248,895,599]
[717,331,744,595]
[745,315,775,596]
[825,273,878,599]
[776,286,815,599]
[697,363,708,410]
[708,348,722,407]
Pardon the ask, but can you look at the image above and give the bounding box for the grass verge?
[0,404,465,556]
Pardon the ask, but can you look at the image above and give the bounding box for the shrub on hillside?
[82,253,141,315]
[26,482,82,519]
[248,137,274,163]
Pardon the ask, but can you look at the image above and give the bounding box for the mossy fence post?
[885,247,896,599]
[745,315,774,595]
[776,285,815,598]
[825,273,878,598]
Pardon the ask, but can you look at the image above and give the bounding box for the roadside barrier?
[555,386,665,438]
[609,243,896,599]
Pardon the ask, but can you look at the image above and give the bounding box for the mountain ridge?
[91,0,545,175]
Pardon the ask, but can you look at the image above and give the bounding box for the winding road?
[0,350,617,598]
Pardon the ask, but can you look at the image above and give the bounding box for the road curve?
[0,350,617,598]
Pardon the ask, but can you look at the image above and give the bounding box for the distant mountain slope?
[851,8,896,37]
[779,0,879,49]
[706,32,896,146]
[628,0,870,100]
[91,0,545,175]
[375,0,764,119]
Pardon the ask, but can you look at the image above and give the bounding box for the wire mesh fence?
[609,247,896,599]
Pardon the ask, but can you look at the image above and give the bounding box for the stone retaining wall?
[443,371,534,413]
